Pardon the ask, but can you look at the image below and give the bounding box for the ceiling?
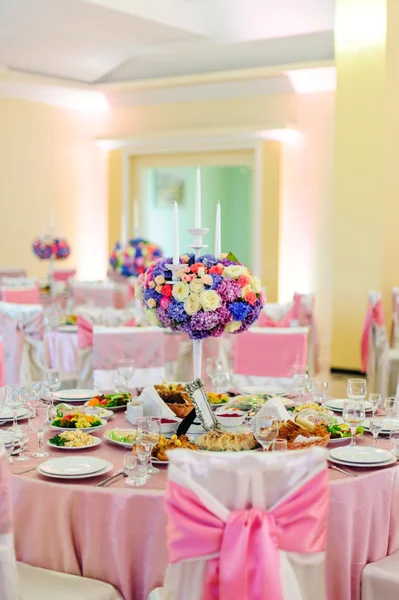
[0,0,335,85]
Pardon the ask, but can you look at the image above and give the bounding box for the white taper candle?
[173,201,179,264]
[195,167,201,228]
[134,200,139,232]
[215,202,221,259]
[121,213,127,245]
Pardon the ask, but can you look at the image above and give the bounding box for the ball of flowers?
[139,253,265,339]
[32,236,70,260]
[109,237,163,278]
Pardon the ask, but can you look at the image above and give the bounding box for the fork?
[13,466,37,475]
[103,472,126,487]
[328,464,358,477]
[96,469,123,487]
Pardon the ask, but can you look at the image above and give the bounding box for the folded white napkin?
[294,435,321,443]
[258,397,291,422]
[140,386,176,418]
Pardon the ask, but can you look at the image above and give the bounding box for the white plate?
[57,325,77,333]
[51,418,106,433]
[151,458,169,465]
[83,400,128,411]
[363,418,399,433]
[328,455,397,469]
[325,399,373,412]
[38,462,113,480]
[47,436,102,450]
[104,429,137,448]
[330,445,393,464]
[327,437,352,445]
[54,389,96,402]
[241,385,286,396]
[0,407,30,421]
[39,456,109,476]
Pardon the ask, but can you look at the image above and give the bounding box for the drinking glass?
[369,393,382,416]
[390,429,399,456]
[123,452,147,487]
[117,359,135,390]
[273,439,288,452]
[342,401,366,446]
[253,415,279,451]
[385,397,399,418]
[136,416,161,475]
[291,365,309,399]
[5,385,22,433]
[311,380,329,406]
[31,381,42,402]
[42,369,61,405]
[134,441,151,481]
[0,429,15,463]
[29,401,51,458]
[347,379,367,402]
[13,425,30,461]
[206,357,225,391]
[369,417,385,447]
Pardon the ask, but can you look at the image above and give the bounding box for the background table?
[8,411,399,600]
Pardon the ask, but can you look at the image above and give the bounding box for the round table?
[8,411,399,600]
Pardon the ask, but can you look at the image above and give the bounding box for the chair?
[93,326,165,389]
[0,302,45,385]
[1,279,40,305]
[72,281,128,309]
[233,326,309,390]
[362,551,399,600]
[0,269,27,279]
[148,446,329,600]
[0,444,124,600]
[52,269,76,283]
[361,291,399,397]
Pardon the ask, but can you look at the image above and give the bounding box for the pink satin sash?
[2,287,40,305]
[53,269,76,282]
[166,469,329,600]
[258,307,294,328]
[0,452,12,535]
[361,299,385,373]
[93,329,163,370]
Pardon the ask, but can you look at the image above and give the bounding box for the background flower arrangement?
[110,237,163,278]
[32,236,70,260]
[139,253,264,339]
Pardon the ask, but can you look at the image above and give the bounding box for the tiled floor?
[322,372,351,398]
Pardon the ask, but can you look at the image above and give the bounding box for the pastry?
[196,430,259,452]
[151,434,199,461]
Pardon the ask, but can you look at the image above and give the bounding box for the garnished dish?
[151,434,199,462]
[154,383,193,418]
[86,392,131,409]
[196,430,259,451]
[326,423,364,439]
[55,403,112,420]
[48,430,101,449]
[225,396,266,417]
[64,314,77,325]
[207,392,229,405]
[104,429,137,448]
[278,418,330,448]
[51,412,105,431]
[294,403,331,414]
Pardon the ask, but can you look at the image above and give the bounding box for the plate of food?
[48,430,102,450]
[104,428,137,448]
[223,396,266,417]
[51,412,106,432]
[151,434,199,463]
[154,384,193,418]
[84,393,131,411]
[196,430,259,452]
[207,392,230,409]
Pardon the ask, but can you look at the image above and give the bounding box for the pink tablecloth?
[44,330,78,377]
[8,412,399,600]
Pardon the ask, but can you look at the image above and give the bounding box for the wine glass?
[369,417,385,447]
[29,401,51,458]
[136,417,161,475]
[117,359,135,390]
[42,369,61,405]
[292,365,309,401]
[347,379,367,402]
[5,385,22,433]
[253,415,279,451]
[385,397,399,418]
[311,380,329,407]
[0,430,15,463]
[205,357,224,390]
[31,381,42,402]
[273,439,288,452]
[124,452,147,487]
[369,393,382,416]
[342,401,366,446]
[13,425,30,462]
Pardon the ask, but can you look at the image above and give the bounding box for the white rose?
[200,290,221,311]
[190,278,204,295]
[223,265,246,280]
[250,276,261,293]
[145,308,161,327]
[184,294,202,316]
[241,285,252,299]
[226,320,242,333]
[172,281,190,302]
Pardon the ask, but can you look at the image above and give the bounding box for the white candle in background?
[173,201,179,264]
[121,213,127,246]
[134,200,139,232]
[195,167,201,228]
[49,212,55,236]
[215,202,221,259]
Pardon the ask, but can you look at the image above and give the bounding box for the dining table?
[7,406,399,600]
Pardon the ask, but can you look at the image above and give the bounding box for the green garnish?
[49,434,67,446]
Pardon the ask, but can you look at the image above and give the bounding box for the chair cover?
[93,326,165,389]
[150,447,329,600]
[233,326,309,390]
[0,445,124,600]
[1,278,38,288]
[52,269,76,283]
[174,338,221,388]
[1,287,40,305]
[71,281,116,308]
[0,302,45,385]
[0,269,27,279]
[257,302,294,328]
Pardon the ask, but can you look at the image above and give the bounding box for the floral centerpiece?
[110,237,163,278]
[138,253,264,339]
[32,236,70,260]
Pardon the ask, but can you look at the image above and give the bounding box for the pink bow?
[165,469,329,600]
[0,452,12,535]
[257,307,294,328]
[361,299,385,373]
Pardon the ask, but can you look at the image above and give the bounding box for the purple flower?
[210,274,223,290]
[220,258,237,266]
[157,307,175,328]
[189,329,209,340]
[210,324,225,337]
[216,306,233,325]
[218,280,241,302]
[191,311,220,331]
[230,301,251,321]
[167,299,190,323]
[198,254,219,268]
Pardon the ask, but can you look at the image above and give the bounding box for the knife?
[96,469,123,487]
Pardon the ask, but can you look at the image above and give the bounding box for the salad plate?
[38,462,112,480]
[241,385,286,396]
[328,455,396,469]
[330,446,393,464]
[0,407,30,421]
[51,412,106,433]
[54,389,95,403]
[48,431,102,450]
[104,429,137,448]
[324,399,373,413]
[84,393,131,411]
[39,456,109,476]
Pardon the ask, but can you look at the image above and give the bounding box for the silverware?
[96,469,123,487]
[328,464,358,477]
[0,420,7,426]
[13,466,37,475]
[103,472,126,487]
